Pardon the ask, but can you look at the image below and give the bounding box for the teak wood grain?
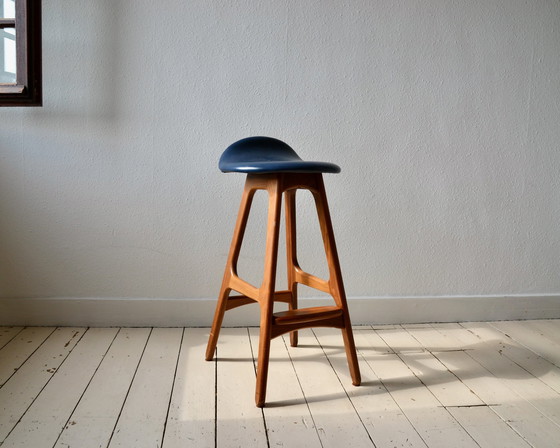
[205,172,361,407]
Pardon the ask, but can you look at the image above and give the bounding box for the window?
[0,0,41,106]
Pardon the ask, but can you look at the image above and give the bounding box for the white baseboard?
[1,294,559,327]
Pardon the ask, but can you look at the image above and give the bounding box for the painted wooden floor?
[1,320,560,447]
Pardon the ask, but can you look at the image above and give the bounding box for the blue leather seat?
[219,136,341,174]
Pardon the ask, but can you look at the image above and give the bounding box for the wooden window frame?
[0,0,42,106]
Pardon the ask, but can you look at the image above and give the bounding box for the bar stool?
[206,136,361,407]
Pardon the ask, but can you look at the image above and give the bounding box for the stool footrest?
[273,306,343,325]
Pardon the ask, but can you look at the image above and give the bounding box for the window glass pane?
[1,27,16,83]
[1,0,16,19]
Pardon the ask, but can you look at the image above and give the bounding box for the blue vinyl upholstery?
[219,136,341,174]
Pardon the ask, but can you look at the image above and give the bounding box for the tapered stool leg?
[255,178,282,407]
[312,175,361,386]
[284,189,299,347]
[205,286,231,361]
[255,304,273,408]
[206,182,255,361]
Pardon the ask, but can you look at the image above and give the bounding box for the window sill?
[0,85,26,95]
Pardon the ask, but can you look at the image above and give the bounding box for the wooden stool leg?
[206,181,255,361]
[284,189,299,347]
[205,286,231,361]
[312,175,361,386]
[255,178,282,407]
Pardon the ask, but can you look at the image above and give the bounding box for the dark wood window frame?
[0,0,41,106]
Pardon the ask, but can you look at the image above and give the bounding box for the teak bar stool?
[206,136,361,407]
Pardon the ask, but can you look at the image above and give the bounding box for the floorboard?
[215,328,268,448]
[491,320,560,368]
[284,329,375,447]
[248,328,323,448]
[465,322,560,395]
[0,327,55,387]
[406,324,535,448]
[529,320,560,345]
[0,327,24,350]
[107,328,183,448]
[54,327,151,448]
[366,328,479,448]
[2,328,117,448]
[0,320,559,448]
[162,327,215,448]
[431,323,560,448]
[0,327,86,442]
[318,327,428,448]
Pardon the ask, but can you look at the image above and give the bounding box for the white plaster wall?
[1,1,559,313]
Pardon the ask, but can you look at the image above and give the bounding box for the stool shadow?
[264,381,380,408]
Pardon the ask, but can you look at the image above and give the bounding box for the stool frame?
[206,172,361,407]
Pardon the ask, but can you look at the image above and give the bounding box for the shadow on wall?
[23,0,122,127]
[0,1,172,299]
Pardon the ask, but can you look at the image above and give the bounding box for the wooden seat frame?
[205,172,361,407]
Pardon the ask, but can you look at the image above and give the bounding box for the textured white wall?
[1,1,559,307]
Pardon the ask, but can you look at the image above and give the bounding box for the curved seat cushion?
[219,136,341,174]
